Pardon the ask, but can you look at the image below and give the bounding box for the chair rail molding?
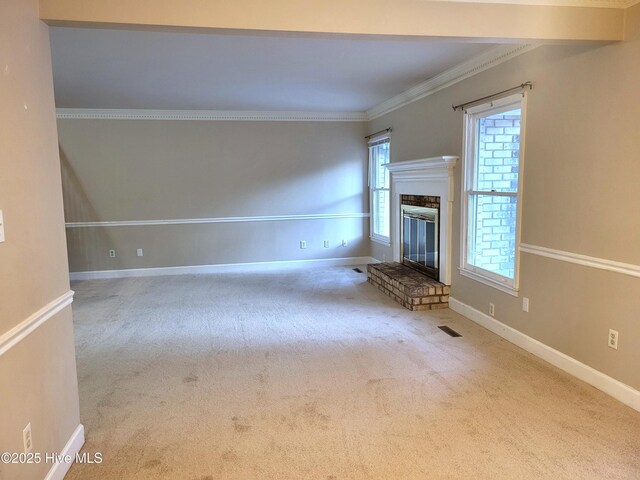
[65,212,370,228]
[519,243,640,279]
[441,0,635,7]
[0,290,74,356]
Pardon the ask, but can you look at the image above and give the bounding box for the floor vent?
[353,268,363,273]
[438,325,462,337]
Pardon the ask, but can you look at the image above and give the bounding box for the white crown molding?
[56,108,368,122]
[0,290,74,357]
[434,0,634,7]
[56,46,542,123]
[69,256,378,281]
[366,44,539,120]
[519,243,640,279]
[65,212,369,228]
[449,298,640,412]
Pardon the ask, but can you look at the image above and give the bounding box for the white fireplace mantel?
[385,156,458,285]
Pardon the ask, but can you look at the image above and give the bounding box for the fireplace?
[385,156,458,285]
[368,157,457,311]
[400,195,440,280]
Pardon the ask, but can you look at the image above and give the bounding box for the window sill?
[370,235,391,247]
[459,268,519,297]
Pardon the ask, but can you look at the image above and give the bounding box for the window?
[460,93,526,295]
[368,133,391,245]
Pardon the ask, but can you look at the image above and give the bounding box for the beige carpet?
[66,266,640,479]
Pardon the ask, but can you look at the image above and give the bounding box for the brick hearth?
[367,262,450,311]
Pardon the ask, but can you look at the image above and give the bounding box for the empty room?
[1,0,640,479]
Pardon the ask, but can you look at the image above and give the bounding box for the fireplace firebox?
[400,195,440,280]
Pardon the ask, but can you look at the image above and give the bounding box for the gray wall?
[58,120,370,271]
[0,1,81,478]
[369,4,640,390]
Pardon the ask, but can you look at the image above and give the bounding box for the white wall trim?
[449,297,640,412]
[0,291,74,357]
[70,256,378,281]
[56,109,368,122]
[520,243,640,279]
[434,0,633,8]
[56,46,541,124]
[65,212,370,228]
[43,424,85,480]
[458,268,519,296]
[366,44,539,120]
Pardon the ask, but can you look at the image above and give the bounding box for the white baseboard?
[449,297,640,413]
[43,424,85,480]
[70,256,378,281]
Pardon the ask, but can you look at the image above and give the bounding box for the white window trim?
[369,133,391,246]
[369,213,391,247]
[459,92,527,296]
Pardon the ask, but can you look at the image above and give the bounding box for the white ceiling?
[49,27,497,112]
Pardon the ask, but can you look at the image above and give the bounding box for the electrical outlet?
[109,249,116,258]
[0,210,5,243]
[137,248,143,257]
[323,240,329,248]
[341,239,348,247]
[489,302,495,317]
[522,297,529,312]
[23,423,32,454]
[299,240,307,249]
[608,329,619,350]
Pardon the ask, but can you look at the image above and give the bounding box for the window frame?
[368,133,391,246]
[459,93,527,296]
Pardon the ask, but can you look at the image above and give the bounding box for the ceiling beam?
[39,0,625,42]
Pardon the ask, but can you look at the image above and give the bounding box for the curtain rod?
[365,128,392,139]
[452,82,532,112]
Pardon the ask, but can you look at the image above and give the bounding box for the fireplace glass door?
[401,205,439,279]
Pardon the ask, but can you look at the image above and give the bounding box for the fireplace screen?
[401,205,439,279]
